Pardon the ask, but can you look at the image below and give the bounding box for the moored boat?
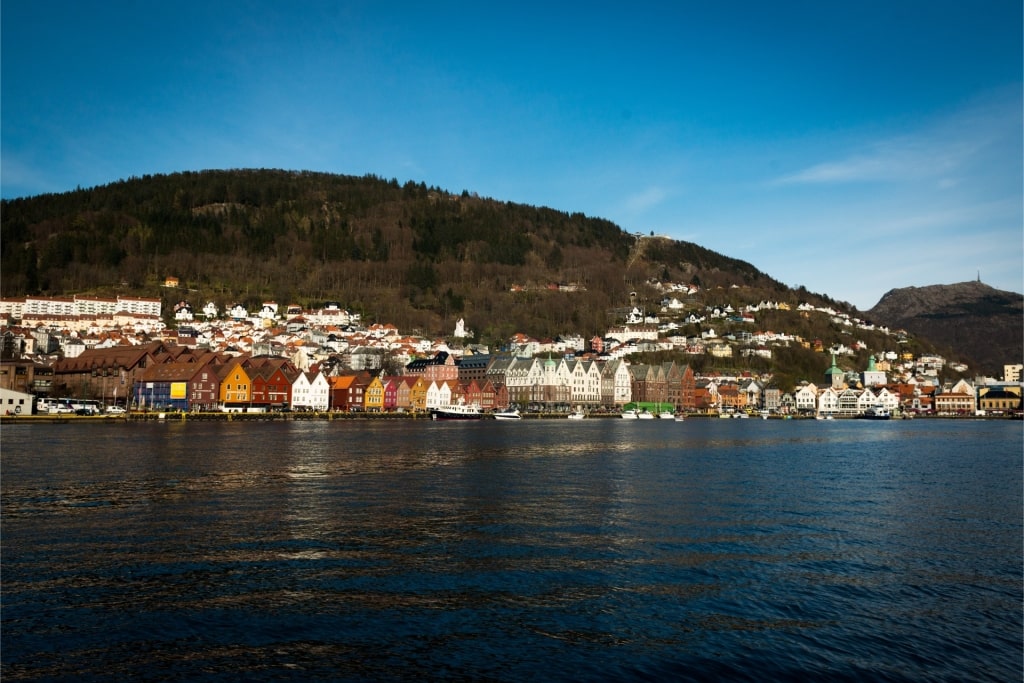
[857,407,891,420]
[567,407,586,420]
[493,408,521,420]
[431,399,484,420]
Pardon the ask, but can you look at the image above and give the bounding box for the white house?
[174,301,194,322]
[795,384,818,413]
[873,387,900,414]
[259,302,279,320]
[291,370,330,411]
[426,380,454,410]
[856,388,881,415]
[817,387,840,415]
[836,388,861,415]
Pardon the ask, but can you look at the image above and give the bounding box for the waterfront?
[2,419,1021,681]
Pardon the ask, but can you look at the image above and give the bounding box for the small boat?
[637,410,655,420]
[658,411,675,419]
[493,408,521,420]
[567,408,586,420]
[857,407,891,420]
[674,413,686,422]
[621,409,639,419]
[431,398,484,420]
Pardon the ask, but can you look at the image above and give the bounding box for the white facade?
[4,295,162,324]
[291,371,330,411]
[794,385,818,412]
[817,387,839,415]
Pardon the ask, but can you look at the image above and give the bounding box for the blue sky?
[3,2,1021,309]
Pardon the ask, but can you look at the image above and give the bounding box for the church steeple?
[825,353,844,389]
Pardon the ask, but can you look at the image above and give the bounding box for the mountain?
[0,169,811,338]
[0,168,979,386]
[865,281,1023,376]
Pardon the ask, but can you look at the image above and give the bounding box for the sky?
[3,1,1021,309]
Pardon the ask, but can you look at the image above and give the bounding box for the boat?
[621,409,639,419]
[857,407,892,420]
[431,399,484,420]
[658,411,675,419]
[493,408,521,420]
[674,413,686,422]
[567,407,586,420]
[637,409,655,420]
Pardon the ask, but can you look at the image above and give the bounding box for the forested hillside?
[1,169,806,341]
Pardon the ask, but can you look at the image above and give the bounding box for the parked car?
[106,405,126,414]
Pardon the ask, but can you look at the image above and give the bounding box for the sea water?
[2,418,1021,681]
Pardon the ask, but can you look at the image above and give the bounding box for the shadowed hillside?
[865,281,1023,376]
[1,169,802,343]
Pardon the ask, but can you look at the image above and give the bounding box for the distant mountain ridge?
[865,281,1023,376]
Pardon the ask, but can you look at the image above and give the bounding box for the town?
[1,285,1021,419]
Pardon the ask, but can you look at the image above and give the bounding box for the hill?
[1,169,813,338]
[865,281,1023,376]
[0,168,990,386]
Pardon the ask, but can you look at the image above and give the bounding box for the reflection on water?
[2,419,1021,681]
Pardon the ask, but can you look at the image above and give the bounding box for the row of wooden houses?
[40,342,701,413]
[18,341,1020,416]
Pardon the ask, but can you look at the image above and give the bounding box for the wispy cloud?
[623,185,669,213]
[770,91,1020,188]
[771,135,979,186]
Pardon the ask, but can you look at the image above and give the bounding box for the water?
[2,418,1021,682]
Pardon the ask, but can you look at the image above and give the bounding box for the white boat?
[637,410,655,420]
[567,408,586,420]
[431,399,484,420]
[857,407,891,420]
[674,414,686,422]
[493,408,521,420]
[621,409,639,419]
[658,411,675,419]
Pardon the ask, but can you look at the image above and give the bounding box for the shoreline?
[1,411,1017,425]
